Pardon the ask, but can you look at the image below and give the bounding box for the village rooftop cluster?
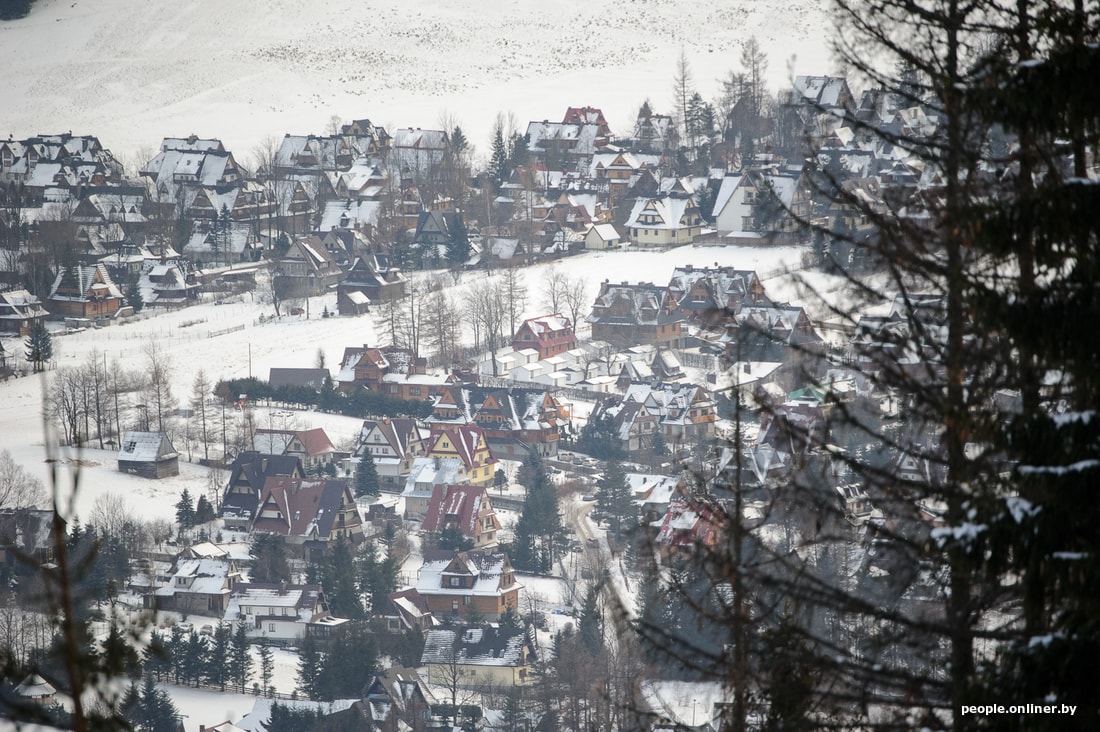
[0,66,959,730]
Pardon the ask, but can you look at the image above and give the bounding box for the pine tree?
[445,215,470,272]
[127,674,181,732]
[218,203,233,266]
[126,278,144,313]
[175,488,195,533]
[23,319,52,373]
[490,125,509,188]
[358,541,395,615]
[258,635,275,697]
[513,450,563,572]
[206,623,232,691]
[195,494,216,524]
[320,536,364,619]
[578,583,604,650]
[595,459,633,540]
[354,451,380,497]
[296,633,323,700]
[250,532,291,584]
[230,620,253,693]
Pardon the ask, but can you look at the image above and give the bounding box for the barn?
[117,431,180,479]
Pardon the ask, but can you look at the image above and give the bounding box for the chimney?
[280,579,288,595]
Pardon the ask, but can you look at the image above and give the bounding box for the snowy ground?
[2,0,834,166]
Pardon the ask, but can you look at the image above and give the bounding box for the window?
[449,576,462,587]
[269,623,276,632]
[463,596,471,606]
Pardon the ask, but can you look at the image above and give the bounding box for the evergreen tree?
[206,623,232,691]
[296,632,323,700]
[217,203,233,266]
[315,621,379,700]
[436,525,474,552]
[595,459,634,540]
[126,278,144,313]
[358,541,398,614]
[195,494,216,524]
[490,125,510,187]
[250,532,291,584]
[125,674,181,732]
[175,488,195,533]
[513,450,563,572]
[266,701,321,732]
[319,536,364,619]
[23,319,52,373]
[182,630,207,685]
[445,215,470,272]
[230,620,253,693]
[354,451,380,497]
[577,583,604,650]
[258,635,275,696]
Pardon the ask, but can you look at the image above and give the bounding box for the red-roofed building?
[422,484,501,549]
[654,497,724,557]
[511,313,576,360]
[562,106,611,137]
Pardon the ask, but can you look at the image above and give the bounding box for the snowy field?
[1,0,833,165]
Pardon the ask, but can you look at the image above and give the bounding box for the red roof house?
[511,313,576,360]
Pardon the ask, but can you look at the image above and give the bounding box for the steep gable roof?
[421,484,491,536]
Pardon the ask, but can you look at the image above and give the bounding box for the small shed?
[117,431,179,479]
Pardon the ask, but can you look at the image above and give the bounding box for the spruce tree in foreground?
[632,1,1100,730]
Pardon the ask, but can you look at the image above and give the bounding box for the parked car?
[586,537,600,549]
[200,624,214,636]
[581,494,596,502]
[177,622,194,634]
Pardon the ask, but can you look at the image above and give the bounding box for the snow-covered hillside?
[1,0,832,164]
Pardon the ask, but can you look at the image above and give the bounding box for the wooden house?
[251,477,365,558]
[414,549,522,619]
[421,625,537,688]
[587,281,684,349]
[47,264,123,319]
[511,314,576,360]
[117,431,179,479]
[421,484,502,550]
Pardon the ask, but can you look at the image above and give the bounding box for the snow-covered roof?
[118,431,176,462]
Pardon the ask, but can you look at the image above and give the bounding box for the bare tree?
[672,50,695,144]
[81,351,108,449]
[502,266,528,339]
[423,276,462,364]
[142,339,176,432]
[252,134,293,239]
[464,279,507,374]
[540,268,568,315]
[49,368,85,447]
[89,492,132,537]
[0,450,46,509]
[560,274,589,336]
[191,369,214,461]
